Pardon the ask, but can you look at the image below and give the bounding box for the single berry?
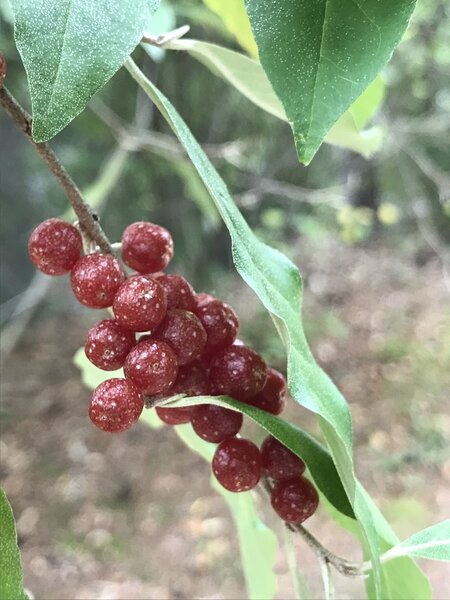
[195,299,239,351]
[172,361,210,396]
[270,476,319,524]
[245,368,287,415]
[192,404,243,443]
[154,309,207,365]
[71,253,124,308]
[89,378,144,433]
[85,319,136,371]
[209,345,268,400]
[194,293,215,309]
[121,221,174,273]
[155,406,194,425]
[124,339,178,396]
[0,52,6,86]
[28,218,82,275]
[261,435,306,480]
[212,437,262,492]
[152,274,196,311]
[113,275,167,332]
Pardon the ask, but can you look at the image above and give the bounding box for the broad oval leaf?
[244,0,415,164]
[202,0,258,57]
[11,0,160,141]
[164,394,354,519]
[0,488,28,600]
[175,423,278,600]
[382,520,450,563]
[166,38,383,157]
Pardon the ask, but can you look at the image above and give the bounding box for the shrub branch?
[0,86,112,254]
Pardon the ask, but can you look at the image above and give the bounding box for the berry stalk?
[0,85,112,254]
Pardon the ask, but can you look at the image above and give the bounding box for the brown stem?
[0,86,112,254]
[261,475,364,578]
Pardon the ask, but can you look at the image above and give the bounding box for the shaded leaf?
[202,0,258,57]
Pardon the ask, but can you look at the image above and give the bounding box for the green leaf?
[0,488,28,600]
[164,394,354,519]
[174,424,278,600]
[124,59,431,597]
[166,38,382,157]
[202,0,258,57]
[382,521,450,562]
[11,0,160,141]
[244,0,416,163]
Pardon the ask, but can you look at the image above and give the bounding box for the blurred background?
[1,1,449,598]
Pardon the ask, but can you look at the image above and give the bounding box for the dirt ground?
[1,238,449,599]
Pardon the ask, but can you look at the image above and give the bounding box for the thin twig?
[0,86,112,253]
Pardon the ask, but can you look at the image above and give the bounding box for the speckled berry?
[124,339,178,396]
[154,309,207,365]
[192,404,243,443]
[70,253,125,308]
[28,218,82,275]
[155,406,194,425]
[194,293,215,309]
[195,299,239,351]
[212,437,262,492]
[209,345,268,400]
[261,435,305,480]
[270,476,319,524]
[113,275,167,332]
[172,361,210,396]
[152,274,196,311]
[85,319,136,371]
[121,221,174,273]
[89,378,144,433]
[245,368,287,415]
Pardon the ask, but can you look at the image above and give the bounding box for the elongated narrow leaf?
[383,521,450,562]
[123,60,432,597]
[245,0,415,163]
[175,424,278,600]
[0,489,28,600]
[124,59,393,593]
[11,0,160,141]
[165,38,383,157]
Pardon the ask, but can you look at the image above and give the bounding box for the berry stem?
[0,86,112,254]
[261,475,364,578]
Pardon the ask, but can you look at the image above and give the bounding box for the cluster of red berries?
[28,218,318,524]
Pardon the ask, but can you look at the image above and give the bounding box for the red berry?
[89,378,144,433]
[245,368,287,415]
[270,477,319,524]
[212,437,262,492]
[155,406,194,425]
[28,218,82,275]
[172,361,210,396]
[124,339,178,396]
[154,309,206,365]
[192,404,243,443]
[85,319,136,371]
[121,221,174,273]
[152,274,196,311]
[0,52,6,86]
[261,436,305,480]
[209,346,268,400]
[113,275,167,332]
[195,299,239,351]
[71,253,125,308]
[194,293,215,309]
